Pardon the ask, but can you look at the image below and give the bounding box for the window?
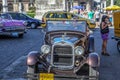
[9,13,17,19]
[17,13,27,20]
[46,13,54,18]
[55,13,67,18]
[1,14,11,19]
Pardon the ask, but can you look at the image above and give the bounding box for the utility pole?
[111,0,114,6]
[63,0,66,11]
[2,0,8,12]
[19,0,23,12]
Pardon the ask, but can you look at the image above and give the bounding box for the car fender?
[88,35,94,53]
[87,52,100,67]
[27,51,40,66]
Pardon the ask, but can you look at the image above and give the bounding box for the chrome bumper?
[0,31,24,36]
[25,73,98,80]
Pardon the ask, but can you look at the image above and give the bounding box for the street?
[0,27,120,80]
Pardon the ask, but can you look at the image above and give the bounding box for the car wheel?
[18,34,23,38]
[117,41,120,53]
[27,65,38,80]
[31,23,37,29]
[89,67,99,80]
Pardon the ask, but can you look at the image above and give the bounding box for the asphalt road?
[0,27,120,80]
[0,29,44,79]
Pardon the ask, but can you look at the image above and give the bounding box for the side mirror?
[41,22,46,28]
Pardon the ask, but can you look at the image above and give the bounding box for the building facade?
[0,0,35,12]
[35,0,94,19]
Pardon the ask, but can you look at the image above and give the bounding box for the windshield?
[46,20,86,32]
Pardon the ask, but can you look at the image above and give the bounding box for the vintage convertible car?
[26,19,100,80]
[0,15,27,38]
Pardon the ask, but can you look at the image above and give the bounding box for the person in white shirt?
[94,10,101,27]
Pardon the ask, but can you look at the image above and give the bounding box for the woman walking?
[100,15,111,56]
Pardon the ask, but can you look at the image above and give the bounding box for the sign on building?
[48,0,56,4]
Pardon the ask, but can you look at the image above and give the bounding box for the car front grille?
[52,44,74,67]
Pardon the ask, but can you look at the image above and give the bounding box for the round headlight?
[41,45,51,54]
[75,46,84,55]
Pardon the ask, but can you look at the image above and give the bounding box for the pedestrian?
[100,15,112,56]
[94,9,100,27]
[88,9,94,20]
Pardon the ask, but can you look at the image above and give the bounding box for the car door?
[18,13,27,20]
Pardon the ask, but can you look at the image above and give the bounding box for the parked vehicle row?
[0,12,42,38]
[0,12,41,29]
[0,11,97,38]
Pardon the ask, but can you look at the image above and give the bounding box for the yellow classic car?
[41,11,96,29]
[112,11,120,53]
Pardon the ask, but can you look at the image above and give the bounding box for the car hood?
[45,31,85,45]
[53,36,79,44]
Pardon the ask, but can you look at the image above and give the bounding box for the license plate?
[39,73,54,80]
[12,32,18,36]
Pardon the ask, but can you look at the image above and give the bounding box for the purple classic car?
[0,15,27,38]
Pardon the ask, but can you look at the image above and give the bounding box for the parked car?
[0,14,27,38]
[1,12,41,29]
[26,19,100,80]
[42,11,96,29]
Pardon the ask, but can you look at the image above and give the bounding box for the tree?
[114,0,120,6]
[106,0,120,6]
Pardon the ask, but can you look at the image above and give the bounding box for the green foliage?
[27,7,36,18]
[114,0,120,6]
[27,13,35,18]
[106,0,120,6]
[106,0,110,6]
